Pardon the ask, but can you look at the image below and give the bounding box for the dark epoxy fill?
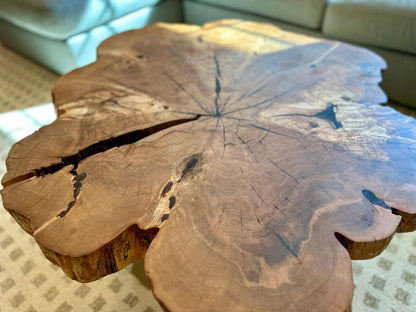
[314,104,343,129]
[273,103,343,130]
[275,233,298,258]
[161,214,169,222]
[8,116,201,217]
[169,196,176,209]
[180,157,198,180]
[362,189,391,210]
[58,165,87,218]
[161,181,173,197]
[213,55,222,116]
[7,116,200,185]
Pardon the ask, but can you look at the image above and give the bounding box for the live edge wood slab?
[1,20,416,311]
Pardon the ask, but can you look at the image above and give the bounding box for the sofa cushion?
[183,0,325,38]
[0,0,160,40]
[323,0,416,55]
[194,0,327,29]
[0,0,182,74]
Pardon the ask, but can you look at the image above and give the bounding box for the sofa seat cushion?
[323,0,416,55]
[0,0,160,40]
[194,0,327,29]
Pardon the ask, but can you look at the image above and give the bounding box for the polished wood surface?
[1,20,416,312]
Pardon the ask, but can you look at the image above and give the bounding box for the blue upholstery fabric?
[323,0,416,54]
[0,0,160,39]
[0,0,182,74]
[195,0,327,29]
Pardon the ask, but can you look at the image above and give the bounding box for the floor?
[0,42,415,312]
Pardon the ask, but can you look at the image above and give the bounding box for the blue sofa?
[0,0,414,108]
[0,0,182,74]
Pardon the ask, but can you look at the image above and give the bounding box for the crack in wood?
[219,95,231,113]
[249,124,296,140]
[249,182,297,258]
[275,233,298,258]
[249,183,287,218]
[57,165,87,218]
[163,72,210,115]
[161,181,173,198]
[234,132,259,161]
[308,42,341,68]
[222,76,304,117]
[168,196,176,209]
[178,157,199,182]
[220,69,277,113]
[223,93,284,116]
[243,81,274,101]
[272,103,343,129]
[220,117,227,159]
[161,214,170,222]
[362,189,391,210]
[213,55,221,78]
[268,159,300,185]
[2,116,201,187]
[213,55,222,117]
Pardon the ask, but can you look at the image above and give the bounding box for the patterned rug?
[0,43,415,312]
[0,43,57,114]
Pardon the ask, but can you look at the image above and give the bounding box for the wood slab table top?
[1,20,416,312]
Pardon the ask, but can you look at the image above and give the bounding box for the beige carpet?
[0,43,58,114]
[0,43,415,312]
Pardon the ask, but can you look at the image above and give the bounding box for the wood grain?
[1,20,416,312]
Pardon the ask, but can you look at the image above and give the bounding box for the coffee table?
[1,20,416,312]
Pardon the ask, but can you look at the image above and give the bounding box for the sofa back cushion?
[0,0,161,40]
[323,0,416,55]
[195,0,327,29]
